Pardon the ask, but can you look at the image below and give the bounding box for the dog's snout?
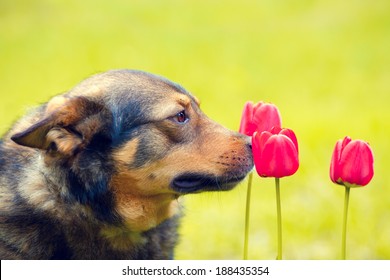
[244,135,252,149]
[240,134,254,169]
[240,134,252,153]
[247,142,252,153]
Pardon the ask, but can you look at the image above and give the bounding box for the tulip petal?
[270,126,282,134]
[251,131,261,160]
[252,103,282,133]
[330,139,343,184]
[258,131,273,152]
[239,101,257,136]
[256,134,299,178]
[252,101,264,114]
[280,128,299,154]
[341,136,352,150]
[339,140,374,186]
[252,131,272,176]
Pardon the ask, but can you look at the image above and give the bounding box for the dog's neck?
[114,192,180,232]
[100,193,180,251]
[29,156,181,250]
[109,169,182,232]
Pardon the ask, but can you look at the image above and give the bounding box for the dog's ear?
[11,96,108,156]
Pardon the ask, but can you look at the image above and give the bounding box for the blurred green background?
[1,0,389,259]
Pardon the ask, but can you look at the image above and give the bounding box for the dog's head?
[11,70,253,231]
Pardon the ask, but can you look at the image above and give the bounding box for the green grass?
[1,0,389,259]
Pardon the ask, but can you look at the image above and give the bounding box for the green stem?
[243,171,253,260]
[342,186,351,260]
[275,178,282,260]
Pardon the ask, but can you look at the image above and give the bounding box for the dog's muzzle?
[171,172,249,194]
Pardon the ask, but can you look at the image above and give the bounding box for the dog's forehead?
[57,70,200,130]
[69,69,197,105]
[103,70,197,112]
[71,70,182,95]
[63,70,200,134]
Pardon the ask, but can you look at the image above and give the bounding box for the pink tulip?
[330,136,374,187]
[252,127,299,178]
[239,101,282,136]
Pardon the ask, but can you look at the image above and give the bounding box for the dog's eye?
[174,111,189,124]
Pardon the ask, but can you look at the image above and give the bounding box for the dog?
[0,70,253,259]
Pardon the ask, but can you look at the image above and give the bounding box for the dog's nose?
[233,132,252,150]
[243,134,252,148]
[239,133,253,156]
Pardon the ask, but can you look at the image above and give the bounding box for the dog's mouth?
[171,172,248,194]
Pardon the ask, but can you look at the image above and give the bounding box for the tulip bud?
[330,136,374,188]
[252,127,299,178]
[239,101,282,136]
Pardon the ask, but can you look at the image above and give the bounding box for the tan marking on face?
[114,192,180,232]
[111,158,181,232]
[136,133,251,185]
[151,93,192,121]
[176,94,191,107]
[113,138,140,166]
